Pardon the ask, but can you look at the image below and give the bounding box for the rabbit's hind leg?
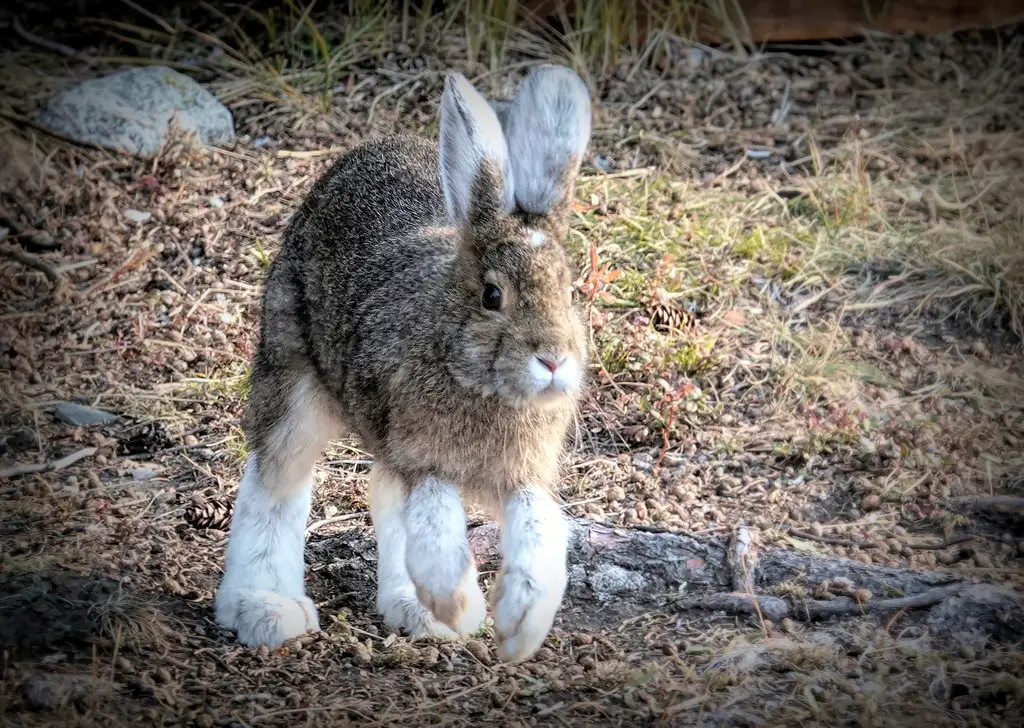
[215,368,339,647]
[370,466,486,638]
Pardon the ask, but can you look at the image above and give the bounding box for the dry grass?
[1,2,1023,727]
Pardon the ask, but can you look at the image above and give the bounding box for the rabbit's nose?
[536,355,564,373]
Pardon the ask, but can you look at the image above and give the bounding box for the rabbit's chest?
[384,400,569,491]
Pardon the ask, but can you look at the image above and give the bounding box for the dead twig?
[305,512,368,536]
[276,146,347,159]
[906,534,976,551]
[12,17,96,63]
[788,528,862,548]
[0,240,63,287]
[0,447,97,479]
[697,583,965,622]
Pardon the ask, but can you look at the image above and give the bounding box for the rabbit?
[214,65,592,664]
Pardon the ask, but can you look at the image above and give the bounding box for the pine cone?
[183,498,233,530]
[642,286,692,334]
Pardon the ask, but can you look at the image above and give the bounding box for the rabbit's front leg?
[490,486,569,663]
[401,476,487,635]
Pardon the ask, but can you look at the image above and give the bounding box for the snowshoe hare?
[215,65,592,663]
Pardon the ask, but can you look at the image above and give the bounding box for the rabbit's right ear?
[439,72,514,226]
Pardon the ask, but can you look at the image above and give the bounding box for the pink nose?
[537,356,561,373]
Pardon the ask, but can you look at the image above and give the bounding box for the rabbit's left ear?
[499,66,592,216]
[439,72,514,225]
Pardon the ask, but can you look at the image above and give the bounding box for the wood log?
[310,518,1024,645]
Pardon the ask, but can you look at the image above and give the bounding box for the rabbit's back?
[252,135,456,448]
[290,135,444,246]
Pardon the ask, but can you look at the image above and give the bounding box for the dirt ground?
[1,4,1023,727]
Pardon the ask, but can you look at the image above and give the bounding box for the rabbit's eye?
[482,283,503,311]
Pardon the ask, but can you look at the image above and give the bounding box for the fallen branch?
[0,447,97,479]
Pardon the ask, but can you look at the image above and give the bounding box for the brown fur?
[245,134,587,501]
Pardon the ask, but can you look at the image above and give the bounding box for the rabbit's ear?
[439,72,514,225]
[502,66,591,216]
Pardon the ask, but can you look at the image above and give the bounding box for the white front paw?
[403,477,478,631]
[490,564,567,662]
[378,590,458,640]
[216,589,319,648]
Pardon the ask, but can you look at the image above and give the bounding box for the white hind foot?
[215,454,320,648]
[217,589,319,647]
[370,466,486,638]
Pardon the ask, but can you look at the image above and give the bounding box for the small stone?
[131,468,157,481]
[861,494,881,511]
[420,646,440,667]
[854,588,873,603]
[973,552,994,569]
[533,647,555,662]
[124,209,152,224]
[830,577,855,596]
[183,434,200,447]
[465,640,490,666]
[53,402,118,427]
[154,667,172,684]
[349,643,372,666]
[606,485,626,502]
[572,633,593,646]
[722,309,745,326]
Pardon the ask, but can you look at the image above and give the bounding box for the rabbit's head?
[439,66,592,407]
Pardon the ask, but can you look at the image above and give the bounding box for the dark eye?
[482,282,503,311]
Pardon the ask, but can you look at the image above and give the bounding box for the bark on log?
[310,518,1024,646]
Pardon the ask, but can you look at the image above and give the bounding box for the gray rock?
[123,209,152,224]
[36,66,234,157]
[53,402,118,427]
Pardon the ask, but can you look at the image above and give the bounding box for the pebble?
[154,667,172,684]
[53,402,118,427]
[861,493,881,511]
[465,640,490,666]
[124,209,152,224]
